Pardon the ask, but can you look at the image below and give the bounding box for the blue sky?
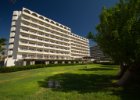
[0,0,118,45]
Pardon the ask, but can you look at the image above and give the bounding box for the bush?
[0,64,46,73]
[0,63,84,73]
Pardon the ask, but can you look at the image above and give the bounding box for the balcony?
[29,37,37,42]
[20,29,28,33]
[9,45,14,49]
[12,16,17,20]
[10,33,15,37]
[11,22,16,26]
[36,45,44,48]
[22,12,70,33]
[8,51,13,55]
[13,11,18,15]
[19,41,28,46]
[20,29,37,37]
[22,18,70,40]
[9,38,14,43]
[11,27,16,31]
[49,36,69,44]
[18,48,34,53]
[24,56,36,59]
[21,23,29,28]
[20,35,29,40]
[28,43,36,47]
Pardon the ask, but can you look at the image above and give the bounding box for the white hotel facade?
[5,8,89,67]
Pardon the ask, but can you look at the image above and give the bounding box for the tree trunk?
[116,62,140,86]
[116,63,128,79]
[116,69,131,86]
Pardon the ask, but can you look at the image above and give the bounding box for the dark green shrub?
[0,64,46,73]
[0,63,83,73]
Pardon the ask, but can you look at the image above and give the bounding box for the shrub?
[0,64,46,73]
[0,63,84,73]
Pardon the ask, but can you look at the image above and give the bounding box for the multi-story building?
[5,8,89,67]
[70,33,89,60]
[90,45,110,62]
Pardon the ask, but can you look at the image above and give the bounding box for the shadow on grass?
[38,73,140,100]
[38,73,114,93]
[111,86,140,100]
[79,67,114,71]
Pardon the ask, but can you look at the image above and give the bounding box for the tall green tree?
[0,38,6,61]
[0,38,6,52]
[88,0,140,85]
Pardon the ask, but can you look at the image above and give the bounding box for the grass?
[0,64,139,100]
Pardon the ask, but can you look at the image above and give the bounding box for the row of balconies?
[71,44,89,51]
[71,49,89,54]
[22,55,70,60]
[19,41,70,51]
[72,52,89,55]
[71,53,88,57]
[20,24,70,43]
[71,56,83,59]
[20,31,69,44]
[70,34,88,41]
[19,42,70,52]
[21,16,70,37]
[71,48,89,54]
[73,40,89,46]
[71,51,89,56]
[18,48,70,55]
[71,40,89,48]
[22,11,71,33]
[19,34,70,48]
[71,43,89,50]
[20,26,69,42]
[72,35,89,43]
[21,19,88,46]
[22,32,69,44]
[20,39,70,49]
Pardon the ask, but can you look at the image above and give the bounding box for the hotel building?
[90,45,110,62]
[5,8,89,67]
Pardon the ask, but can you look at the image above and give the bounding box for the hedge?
[0,63,84,73]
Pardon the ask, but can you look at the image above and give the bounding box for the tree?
[87,0,140,86]
[0,38,6,51]
[0,38,6,61]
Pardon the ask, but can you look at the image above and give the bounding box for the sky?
[0,0,119,46]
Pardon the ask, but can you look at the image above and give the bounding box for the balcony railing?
[12,16,17,20]
[9,45,14,49]
[11,27,16,31]
[9,38,14,43]
[11,22,16,26]
[22,12,71,33]
[8,51,13,55]
[13,11,18,15]
[21,22,70,42]
[10,33,15,37]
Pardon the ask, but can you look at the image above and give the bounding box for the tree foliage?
[89,0,140,65]
[0,38,6,52]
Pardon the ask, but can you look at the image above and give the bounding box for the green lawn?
[0,64,139,100]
